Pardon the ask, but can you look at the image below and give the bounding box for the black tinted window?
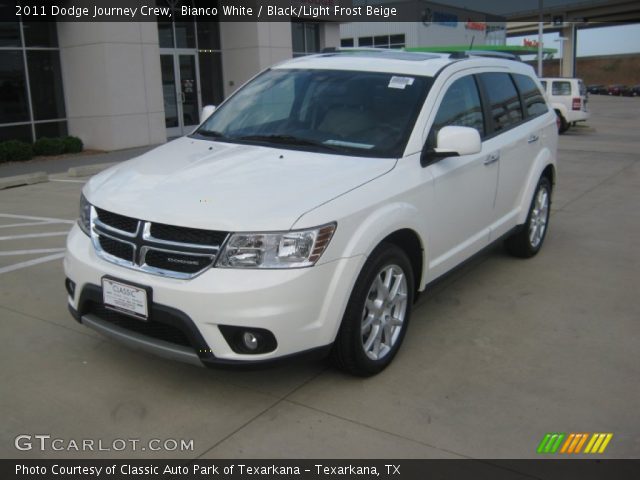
[479,73,523,133]
[430,76,484,145]
[513,74,548,118]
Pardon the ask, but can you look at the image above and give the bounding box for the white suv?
[65,50,557,376]
[540,77,590,134]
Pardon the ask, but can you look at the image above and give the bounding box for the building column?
[561,23,577,78]
[219,22,293,97]
[57,22,166,151]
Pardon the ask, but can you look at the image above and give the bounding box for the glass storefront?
[0,18,67,142]
[158,3,224,137]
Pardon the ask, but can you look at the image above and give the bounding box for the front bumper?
[64,224,364,366]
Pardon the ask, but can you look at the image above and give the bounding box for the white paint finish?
[0,253,65,275]
[68,54,558,364]
[85,137,396,232]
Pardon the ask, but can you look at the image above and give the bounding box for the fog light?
[243,332,259,351]
[65,278,76,298]
[218,325,277,354]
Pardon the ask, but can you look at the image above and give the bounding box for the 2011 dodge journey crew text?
[64,49,557,376]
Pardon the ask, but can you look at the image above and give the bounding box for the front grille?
[150,222,227,246]
[144,250,213,274]
[95,207,138,234]
[87,302,192,348]
[99,236,134,262]
[90,206,228,279]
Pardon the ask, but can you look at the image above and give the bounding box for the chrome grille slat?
[89,206,229,279]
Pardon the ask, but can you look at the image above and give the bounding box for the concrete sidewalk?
[0,145,157,177]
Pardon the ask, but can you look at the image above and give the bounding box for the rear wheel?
[555,110,569,134]
[505,176,552,258]
[331,243,414,376]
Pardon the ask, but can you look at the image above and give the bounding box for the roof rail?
[451,50,521,61]
[320,47,392,53]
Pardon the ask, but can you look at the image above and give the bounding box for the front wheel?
[331,243,414,376]
[505,176,552,258]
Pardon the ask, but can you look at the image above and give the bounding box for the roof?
[275,49,455,76]
[274,48,536,77]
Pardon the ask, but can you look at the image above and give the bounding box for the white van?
[540,77,590,133]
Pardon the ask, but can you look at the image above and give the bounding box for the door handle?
[528,134,539,144]
[484,152,500,166]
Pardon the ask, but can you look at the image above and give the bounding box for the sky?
[507,24,640,58]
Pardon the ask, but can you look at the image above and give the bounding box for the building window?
[0,20,67,143]
[292,21,321,57]
[341,38,354,47]
[357,34,405,49]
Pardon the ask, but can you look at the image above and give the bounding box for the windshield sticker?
[388,76,415,89]
[324,140,375,149]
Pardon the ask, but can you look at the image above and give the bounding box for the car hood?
[85,137,396,231]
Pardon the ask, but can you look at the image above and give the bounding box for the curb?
[68,162,116,178]
[0,171,48,190]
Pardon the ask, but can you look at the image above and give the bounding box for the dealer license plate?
[102,278,149,321]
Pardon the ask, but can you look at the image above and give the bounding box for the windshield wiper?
[234,134,342,152]
[195,130,226,138]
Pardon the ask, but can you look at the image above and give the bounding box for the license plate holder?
[102,277,151,321]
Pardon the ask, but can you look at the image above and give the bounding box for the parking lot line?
[0,221,57,229]
[0,213,74,224]
[0,248,66,256]
[0,232,69,241]
[0,252,66,275]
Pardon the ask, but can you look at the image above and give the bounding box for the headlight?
[216,223,336,269]
[78,193,91,236]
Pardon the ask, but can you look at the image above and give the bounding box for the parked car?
[587,84,607,95]
[540,77,590,134]
[607,84,631,96]
[65,50,558,376]
[631,85,640,97]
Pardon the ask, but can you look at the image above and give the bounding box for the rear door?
[476,72,532,238]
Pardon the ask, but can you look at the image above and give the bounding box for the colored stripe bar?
[550,433,565,453]
[537,433,553,454]
[574,433,589,453]
[598,434,613,453]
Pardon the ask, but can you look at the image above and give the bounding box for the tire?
[505,176,552,258]
[555,111,569,134]
[331,243,414,376]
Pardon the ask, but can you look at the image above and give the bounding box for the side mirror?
[421,126,482,167]
[200,105,216,124]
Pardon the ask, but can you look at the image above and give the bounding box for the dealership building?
[1,1,504,151]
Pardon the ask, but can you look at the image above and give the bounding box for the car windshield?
[194,68,432,158]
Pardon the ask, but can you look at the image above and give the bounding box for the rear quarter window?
[513,74,548,118]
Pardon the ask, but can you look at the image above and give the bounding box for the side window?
[429,75,484,147]
[479,72,523,133]
[513,74,548,118]
[540,80,547,91]
[552,81,571,96]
